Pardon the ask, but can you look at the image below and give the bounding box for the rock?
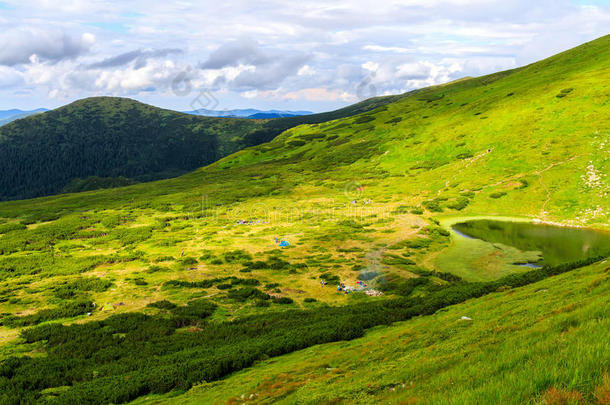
[460,316,472,321]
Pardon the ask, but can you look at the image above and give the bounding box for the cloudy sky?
[0,0,609,112]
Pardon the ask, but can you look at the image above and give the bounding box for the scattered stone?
[364,289,383,297]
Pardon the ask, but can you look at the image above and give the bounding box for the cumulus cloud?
[0,29,95,66]
[200,39,311,91]
[87,48,183,69]
[0,0,609,110]
[199,39,269,69]
[0,66,23,88]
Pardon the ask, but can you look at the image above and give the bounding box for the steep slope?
[0,35,607,405]
[0,95,400,201]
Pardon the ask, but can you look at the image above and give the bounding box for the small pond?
[452,219,610,267]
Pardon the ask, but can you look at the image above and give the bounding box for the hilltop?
[0,35,607,404]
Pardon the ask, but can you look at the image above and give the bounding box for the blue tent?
[279,240,290,247]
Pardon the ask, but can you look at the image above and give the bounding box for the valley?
[0,34,608,404]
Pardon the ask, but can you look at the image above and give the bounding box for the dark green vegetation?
[0,94,402,201]
[0,257,603,404]
[453,219,610,266]
[0,35,608,404]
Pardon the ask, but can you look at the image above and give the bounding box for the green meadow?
[0,35,608,404]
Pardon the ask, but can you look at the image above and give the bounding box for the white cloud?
[0,0,609,110]
[297,65,316,76]
[0,29,95,66]
[363,45,413,53]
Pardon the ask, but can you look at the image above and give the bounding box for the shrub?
[163,280,214,289]
[181,257,198,266]
[422,199,443,212]
[0,223,27,234]
[353,115,375,124]
[147,300,177,310]
[320,273,340,284]
[272,297,294,304]
[171,299,217,326]
[287,139,306,147]
[254,299,270,307]
[227,287,270,302]
[447,196,470,211]
[146,265,171,273]
[223,250,253,263]
[2,300,94,327]
[52,277,113,299]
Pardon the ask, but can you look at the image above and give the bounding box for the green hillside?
[135,259,610,405]
[0,35,608,404]
[0,95,401,201]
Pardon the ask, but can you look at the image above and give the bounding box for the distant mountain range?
[0,109,48,126]
[0,108,312,126]
[184,109,313,119]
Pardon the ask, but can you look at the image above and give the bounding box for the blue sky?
[0,0,608,112]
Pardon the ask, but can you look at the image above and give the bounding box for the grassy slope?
[135,260,610,404]
[0,35,607,403]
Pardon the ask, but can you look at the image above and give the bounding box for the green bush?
[52,277,113,299]
[227,287,270,302]
[353,115,376,124]
[223,250,253,263]
[320,273,340,284]
[1,300,94,327]
[272,297,294,304]
[147,300,177,310]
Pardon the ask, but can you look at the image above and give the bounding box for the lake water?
[452,219,610,267]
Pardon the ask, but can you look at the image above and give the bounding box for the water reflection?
[452,220,610,266]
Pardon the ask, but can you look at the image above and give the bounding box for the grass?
[0,35,608,404]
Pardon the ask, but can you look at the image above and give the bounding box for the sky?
[0,0,609,112]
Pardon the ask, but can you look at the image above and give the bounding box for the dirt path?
[438,148,494,195]
[534,155,581,219]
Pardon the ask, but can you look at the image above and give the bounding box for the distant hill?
[184,108,313,118]
[247,112,306,119]
[0,98,265,200]
[0,108,48,126]
[0,95,401,200]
